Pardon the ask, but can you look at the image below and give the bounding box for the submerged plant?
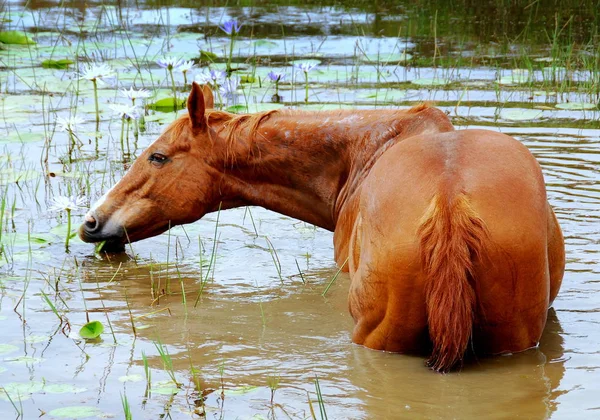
[219,19,242,75]
[49,195,86,252]
[78,63,115,125]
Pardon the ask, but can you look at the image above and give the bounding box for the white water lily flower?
[49,195,86,212]
[120,87,151,101]
[109,104,141,120]
[78,63,115,84]
[56,115,85,133]
[179,60,196,73]
[294,62,318,73]
[195,69,226,87]
[157,56,184,70]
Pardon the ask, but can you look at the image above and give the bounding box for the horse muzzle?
[79,210,126,251]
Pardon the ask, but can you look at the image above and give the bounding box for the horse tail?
[417,193,488,372]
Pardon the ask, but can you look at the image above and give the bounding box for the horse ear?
[202,84,215,109]
[187,82,206,129]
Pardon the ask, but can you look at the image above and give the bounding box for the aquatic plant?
[120,87,151,105]
[179,60,196,88]
[219,76,240,105]
[268,71,285,97]
[219,19,242,75]
[294,62,318,103]
[55,115,84,151]
[48,195,86,252]
[78,63,115,125]
[157,56,184,107]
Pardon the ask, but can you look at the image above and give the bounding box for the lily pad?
[48,406,104,418]
[0,381,44,402]
[289,59,322,67]
[359,52,412,63]
[555,102,597,110]
[44,383,88,394]
[118,374,143,383]
[411,77,449,86]
[148,97,186,112]
[358,90,407,102]
[6,356,44,364]
[79,320,104,339]
[0,344,19,355]
[41,59,74,69]
[497,70,530,85]
[223,385,260,396]
[500,109,543,121]
[0,30,35,45]
[25,334,50,344]
[0,169,41,183]
[226,103,285,113]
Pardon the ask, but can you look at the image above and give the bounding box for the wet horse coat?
[80,84,565,371]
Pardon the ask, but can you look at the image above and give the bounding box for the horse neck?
[212,108,452,231]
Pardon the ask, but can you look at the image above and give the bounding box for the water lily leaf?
[358,90,407,102]
[0,381,44,401]
[0,169,41,183]
[226,103,285,113]
[12,250,52,263]
[118,374,143,383]
[48,406,103,418]
[223,385,260,395]
[0,367,6,373]
[411,77,449,86]
[555,102,597,110]
[500,109,543,121]
[41,59,74,69]
[253,40,278,49]
[359,52,412,63]
[148,97,186,112]
[25,334,50,344]
[6,356,44,364]
[0,344,19,355]
[199,50,218,62]
[0,30,35,45]
[497,71,530,85]
[79,320,104,339]
[152,387,180,395]
[44,383,87,394]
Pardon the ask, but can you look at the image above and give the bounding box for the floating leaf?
[555,102,597,110]
[118,374,143,383]
[0,30,35,45]
[358,90,407,102]
[48,406,103,418]
[226,103,285,113]
[79,321,104,339]
[359,52,412,63]
[253,40,278,49]
[0,381,44,402]
[6,356,44,364]
[411,77,449,86]
[223,385,260,396]
[25,334,50,344]
[500,109,543,121]
[199,50,218,62]
[0,344,19,355]
[41,59,74,69]
[148,97,186,112]
[44,383,87,394]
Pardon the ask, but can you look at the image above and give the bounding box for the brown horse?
[80,83,565,372]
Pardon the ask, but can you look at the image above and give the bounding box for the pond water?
[1,1,599,418]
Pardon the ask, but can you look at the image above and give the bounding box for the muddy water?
[1,1,599,419]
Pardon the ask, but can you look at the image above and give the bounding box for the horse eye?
[149,153,167,165]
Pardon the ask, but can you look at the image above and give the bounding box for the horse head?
[79,83,222,250]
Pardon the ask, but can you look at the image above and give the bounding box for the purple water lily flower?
[156,56,184,70]
[195,69,227,87]
[219,19,242,35]
[267,71,285,82]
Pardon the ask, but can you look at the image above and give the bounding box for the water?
[0,1,599,418]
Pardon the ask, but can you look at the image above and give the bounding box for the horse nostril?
[83,211,99,232]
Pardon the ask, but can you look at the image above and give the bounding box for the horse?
[79,83,565,372]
